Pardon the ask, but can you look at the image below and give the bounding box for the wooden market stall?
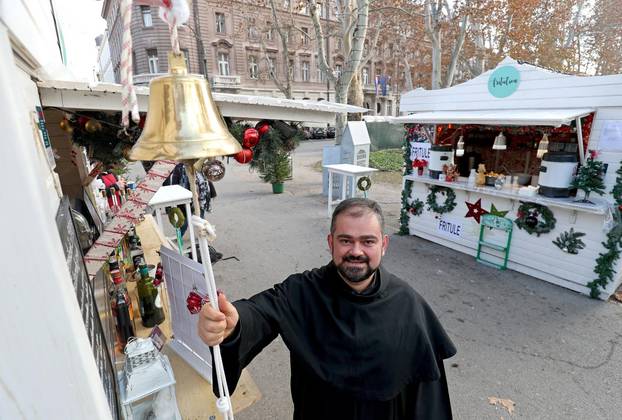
[37,80,364,419]
[0,2,365,415]
[387,57,622,299]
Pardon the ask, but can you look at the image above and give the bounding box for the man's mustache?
[344,255,369,263]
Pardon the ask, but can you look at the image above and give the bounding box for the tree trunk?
[347,72,364,121]
[403,56,414,91]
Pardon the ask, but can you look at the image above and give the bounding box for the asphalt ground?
[185,140,622,419]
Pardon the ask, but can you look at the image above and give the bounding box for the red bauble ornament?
[138,114,146,129]
[256,122,271,136]
[186,290,208,314]
[233,148,253,164]
[243,128,260,148]
[78,116,89,128]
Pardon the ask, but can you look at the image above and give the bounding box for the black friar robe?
[214,262,457,419]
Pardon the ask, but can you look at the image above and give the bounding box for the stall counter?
[403,175,616,297]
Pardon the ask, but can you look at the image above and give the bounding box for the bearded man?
[198,198,456,419]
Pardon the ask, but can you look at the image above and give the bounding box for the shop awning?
[367,108,595,127]
[37,80,367,123]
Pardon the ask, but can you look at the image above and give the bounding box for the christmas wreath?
[357,176,372,191]
[514,202,556,236]
[406,198,424,216]
[426,186,457,214]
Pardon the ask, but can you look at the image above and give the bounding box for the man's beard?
[336,255,376,283]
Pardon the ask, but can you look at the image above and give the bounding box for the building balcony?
[133,73,165,85]
[211,75,241,90]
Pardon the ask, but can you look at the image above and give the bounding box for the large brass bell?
[129,53,241,161]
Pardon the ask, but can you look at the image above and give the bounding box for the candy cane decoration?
[120,0,140,128]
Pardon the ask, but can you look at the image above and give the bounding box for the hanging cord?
[120,0,140,127]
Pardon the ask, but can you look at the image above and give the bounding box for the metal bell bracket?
[191,215,233,419]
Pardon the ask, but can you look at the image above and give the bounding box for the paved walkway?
[202,140,622,420]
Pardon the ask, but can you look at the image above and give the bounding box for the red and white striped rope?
[120,0,140,127]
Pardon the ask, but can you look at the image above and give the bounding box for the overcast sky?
[56,0,107,81]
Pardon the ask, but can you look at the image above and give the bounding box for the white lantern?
[119,337,181,420]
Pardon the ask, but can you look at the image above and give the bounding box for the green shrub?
[369,149,403,172]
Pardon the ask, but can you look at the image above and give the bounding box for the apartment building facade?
[100,0,399,116]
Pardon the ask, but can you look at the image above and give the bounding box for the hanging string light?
[492,132,507,150]
[456,135,465,157]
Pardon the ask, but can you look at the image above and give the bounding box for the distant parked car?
[326,127,336,138]
[311,127,326,139]
[300,127,312,140]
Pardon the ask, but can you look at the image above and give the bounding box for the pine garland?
[588,160,622,298]
[399,125,415,235]
[552,228,586,254]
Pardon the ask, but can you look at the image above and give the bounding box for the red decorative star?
[465,198,489,223]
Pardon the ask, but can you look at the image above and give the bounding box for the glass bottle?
[137,264,165,328]
[110,271,135,349]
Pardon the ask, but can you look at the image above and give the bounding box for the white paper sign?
[436,217,463,239]
[599,121,622,151]
[410,142,431,161]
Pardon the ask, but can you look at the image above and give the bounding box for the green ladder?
[476,214,513,270]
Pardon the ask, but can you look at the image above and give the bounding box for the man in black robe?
[198,198,456,419]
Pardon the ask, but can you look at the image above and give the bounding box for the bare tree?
[309,0,372,142]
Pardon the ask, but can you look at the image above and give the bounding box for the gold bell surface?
[129,52,241,161]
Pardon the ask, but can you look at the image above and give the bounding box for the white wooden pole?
[576,117,585,165]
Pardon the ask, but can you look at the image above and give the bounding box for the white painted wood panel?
[406,180,622,298]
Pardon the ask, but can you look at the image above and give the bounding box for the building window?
[289,59,295,79]
[335,64,342,78]
[248,25,258,40]
[181,49,190,70]
[387,101,392,115]
[317,2,326,18]
[266,23,274,41]
[267,56,276,76]
[283,0,290,9]
[301,60,310,81]
[362,67,369,85]
[301,27,309,46]
[141,6,153,27]
[300,3,309,14]
[337,38,342,50]
[249,55,258,79]
[218,52,230,75]
[147,49,158,73]
[215,13,225,34]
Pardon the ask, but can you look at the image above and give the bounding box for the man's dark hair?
[330,198,385,234]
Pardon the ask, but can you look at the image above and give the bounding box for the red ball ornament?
[256,122,271,136]
[78,116,89,128]
[243,128,260,148]
[138,114,146,129]
[186,290,208,314]
[233,148,253,164]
